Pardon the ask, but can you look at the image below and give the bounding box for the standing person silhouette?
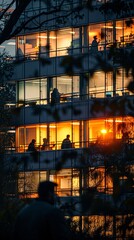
[91,36,100,53]
[14,181,72,240]
[51,88,60,104]
[61,134,72,149]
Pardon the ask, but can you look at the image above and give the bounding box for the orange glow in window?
[100,129,107,134]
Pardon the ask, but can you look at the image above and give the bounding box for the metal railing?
[5,138,134,153]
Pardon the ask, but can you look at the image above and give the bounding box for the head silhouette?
[38,181,57,204]
[43,138,48,143]
[93,36,97,40]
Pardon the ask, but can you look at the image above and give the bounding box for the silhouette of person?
[51,88,60,104]
[14,181,72,240]
[61,134,72,149]
[41,138,49,150]
[27,139,37,152]
[91,36,100,53]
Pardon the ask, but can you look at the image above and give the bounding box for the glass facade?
[17,78,47,105]
[18,167,112,197]
[50,169,80,196]
[16,69,132,108]
[16,117,134,152]
[17,18,134,59]
[17,28,81,58]
[17,76,80,105]
[18,171,47,198]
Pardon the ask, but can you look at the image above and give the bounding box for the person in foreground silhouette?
[14,181,72,240]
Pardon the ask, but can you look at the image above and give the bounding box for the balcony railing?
[4,139,134,158]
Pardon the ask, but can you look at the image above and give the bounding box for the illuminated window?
[50,169,80,196]
[89,71,105,98]
[67,28,80,55]
[39,32,48,58]
[53,75,79,100]
[56,121,80,149]
[49,31,56,57]
[17,124,47,151]
[117,18,134,48]
[16,117,134,152]
[17,78,47,105]
[18,171,47,197]
[88,22,113,51]
[82,215,113,237]
[17,34,39,59]
[17,81,24,103]
[116,68,133,96]
[88,118,126,142]
[57,29,72,56]
[25,33,39,58]
[88,167,113,194]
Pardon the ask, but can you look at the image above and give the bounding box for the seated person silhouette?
[27,139,37,152]
[41,138,55,150]
[61,134,72,149]
[41,138,49,150]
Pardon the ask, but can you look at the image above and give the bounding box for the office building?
[5,0,134,238]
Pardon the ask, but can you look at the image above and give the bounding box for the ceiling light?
[38,36,47,39]
[7,42,16,45]
[72,122,80,125]
[70,31,75,34]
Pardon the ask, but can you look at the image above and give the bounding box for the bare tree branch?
[0,0,15,20]
[0,0,87,44]
[0,0,31,44]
